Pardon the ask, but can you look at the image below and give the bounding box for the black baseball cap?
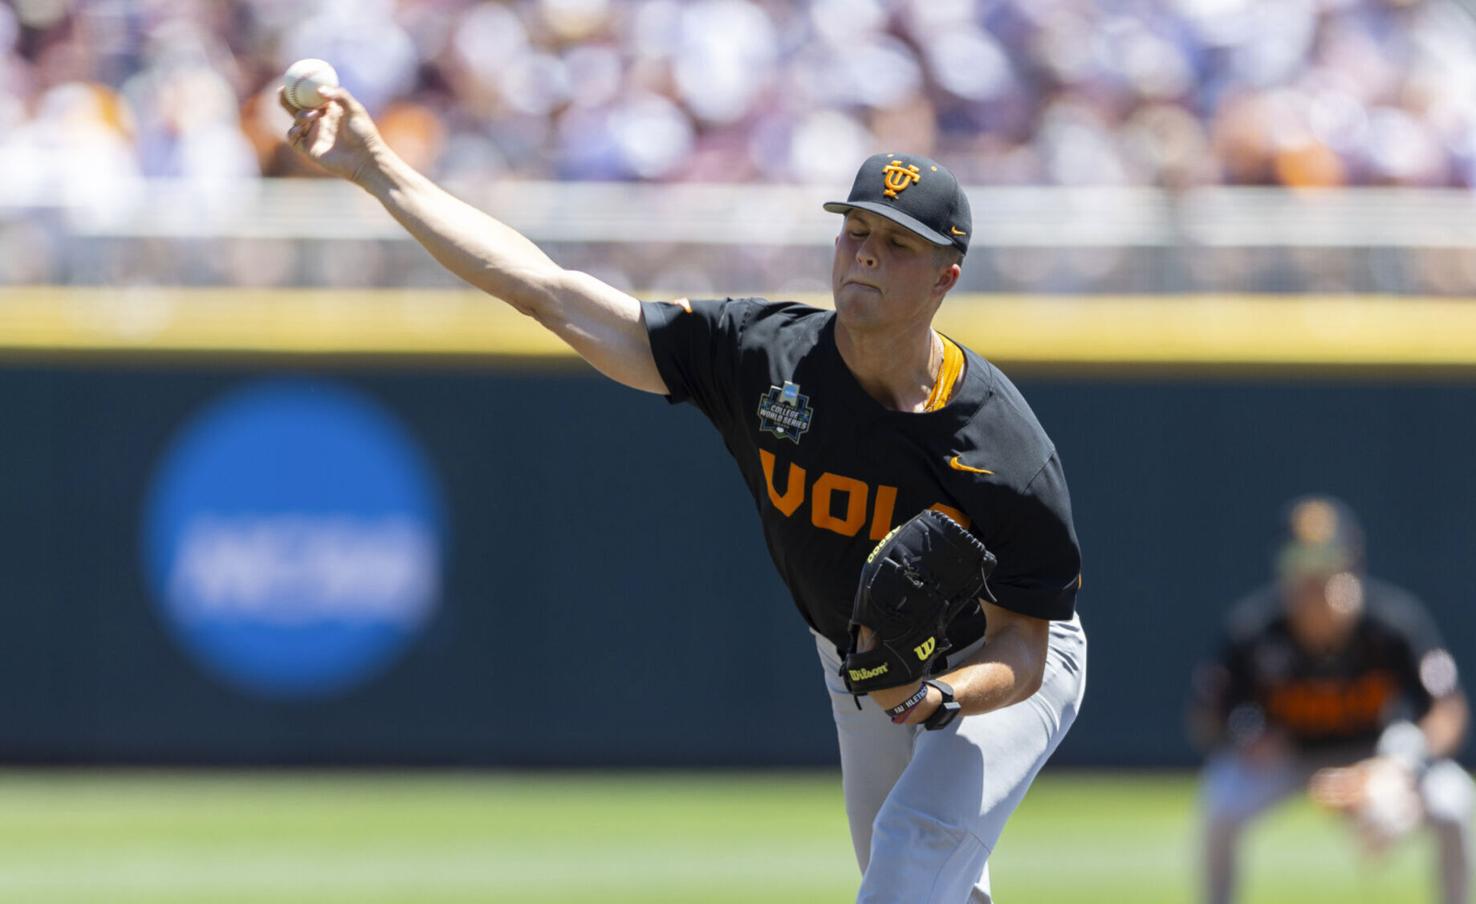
[1276,495,1365,580]
[824,152,972,255]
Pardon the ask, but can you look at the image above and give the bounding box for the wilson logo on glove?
[840,509,996,696]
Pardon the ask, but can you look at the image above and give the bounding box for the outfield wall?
[2,290,1474,768]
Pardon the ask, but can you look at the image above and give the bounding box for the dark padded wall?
[0,363,1470,766]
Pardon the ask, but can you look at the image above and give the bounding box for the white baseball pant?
[815,613,1087,903]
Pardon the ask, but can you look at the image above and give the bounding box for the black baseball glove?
[840,509,996,694]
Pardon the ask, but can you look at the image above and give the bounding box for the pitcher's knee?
[860,805,988,904]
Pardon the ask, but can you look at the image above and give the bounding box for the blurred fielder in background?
[280,72,1086,902]
[1190,496,1472,904]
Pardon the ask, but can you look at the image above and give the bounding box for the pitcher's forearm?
[945,620,1047,716]
[281,86,665,393]
[354,148,559,314]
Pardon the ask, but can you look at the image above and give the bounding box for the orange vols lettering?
[759,449,806,517]
[811,472,869,537]
[759,449,965,539]
[1265,671,1396,735]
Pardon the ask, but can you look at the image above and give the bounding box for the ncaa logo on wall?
[143,379,445,700]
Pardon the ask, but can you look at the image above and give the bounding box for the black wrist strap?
[922,679,962,731]
[885,684,931,723]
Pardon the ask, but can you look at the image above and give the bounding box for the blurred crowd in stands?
[6,0,1476,294]
[6,0,1476,188]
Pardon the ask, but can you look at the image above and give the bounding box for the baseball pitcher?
[282,85,1087,903]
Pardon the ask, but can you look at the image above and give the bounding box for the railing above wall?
[7,179,1476,247]
[5,181,1476,294]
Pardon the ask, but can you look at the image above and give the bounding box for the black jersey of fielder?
[1208,579,1461,750]
[641,298,1082,652]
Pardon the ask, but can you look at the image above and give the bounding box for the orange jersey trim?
[923,336,965,412]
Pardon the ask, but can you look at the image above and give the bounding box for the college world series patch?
[757,381,814,443]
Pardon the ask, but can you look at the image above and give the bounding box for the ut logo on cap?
[882,159,921,198]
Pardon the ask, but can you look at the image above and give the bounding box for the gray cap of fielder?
[824,152,972,256]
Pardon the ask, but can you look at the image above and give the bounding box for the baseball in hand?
[282,58,339,110]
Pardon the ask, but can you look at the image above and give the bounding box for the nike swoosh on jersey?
[948,455,993,476]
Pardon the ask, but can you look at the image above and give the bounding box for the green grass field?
[0,769,1441,903]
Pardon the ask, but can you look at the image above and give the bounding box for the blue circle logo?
[143,379,445,700]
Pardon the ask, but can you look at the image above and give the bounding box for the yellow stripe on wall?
[933,294,1476,374]
[0,286,569,362]
[4,287,1476,375]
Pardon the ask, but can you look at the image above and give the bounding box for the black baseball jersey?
[641,297,1081,651]
[1203,578,1461,750]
